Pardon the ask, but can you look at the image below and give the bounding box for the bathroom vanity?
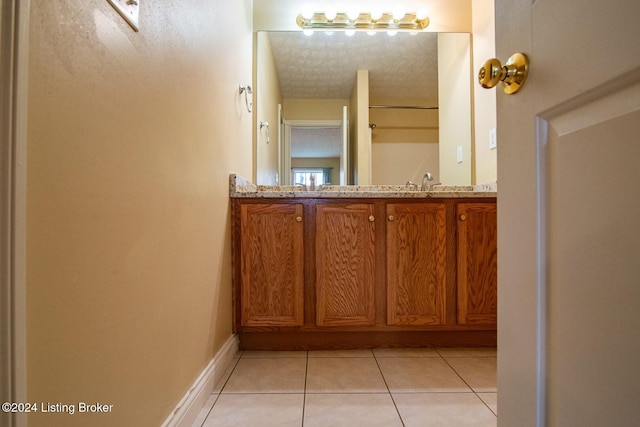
[230,175,497,350]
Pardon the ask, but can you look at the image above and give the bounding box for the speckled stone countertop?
[230,175,497,199]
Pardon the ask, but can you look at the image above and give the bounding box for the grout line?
[440,354,498,418]
[301,351,308,427]
[477,393,498,417]
[198,356,242,426]
[373,351,406,427]
[441,354,475,392]
[215,355,242,395]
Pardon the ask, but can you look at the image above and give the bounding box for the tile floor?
[193,347,497,427]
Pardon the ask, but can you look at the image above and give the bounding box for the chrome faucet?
[294,175,317,191]
[421,172,434,191]
[406,181,419,191]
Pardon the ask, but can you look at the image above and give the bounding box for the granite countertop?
[230,175,497,199]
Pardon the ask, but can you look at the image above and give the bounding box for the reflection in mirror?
[254,30,473,186]
[290,125,341,186]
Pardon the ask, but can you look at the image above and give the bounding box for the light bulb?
[345,30,356,36]
[300,5,314,19]
[387,30,398,36]
[346,8,360,20]
[303,29,314,36]
[370,7,383,20]
[416,8,429,21]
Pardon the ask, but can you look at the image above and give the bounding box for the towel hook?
[239,84,253,113]
[259,121,270,144]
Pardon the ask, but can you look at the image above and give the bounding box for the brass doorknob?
[369,215,375,222]
[388,215,395,222]
[296,216,303,222]
[459,214,467,221]
[478,52,529,94]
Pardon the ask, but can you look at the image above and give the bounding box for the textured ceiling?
[266,31,439,101]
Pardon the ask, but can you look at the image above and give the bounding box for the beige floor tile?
[201,394,303,427]
[478,392,498,415]
[446,357,497,392]
[373,347,440,358]
[212,357,240,393]
[241,350,307,358]
[437,347,497,358]
[195,347,499,426]
[309,349,374,358]
[303,393,403,427]
[377,357,471,392]
[222,358,307,393]
[306,357,387,393]
[393,393,497,427]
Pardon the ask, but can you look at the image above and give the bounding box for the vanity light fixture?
[296,11,429,33]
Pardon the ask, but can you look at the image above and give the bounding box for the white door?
[497,1,640,426]
[277,103,283,184]
[341,105,348,185]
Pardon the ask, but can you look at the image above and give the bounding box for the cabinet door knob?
[296,216,303,222]
[459,214,467,221]
[369,215,375,222]
[388,215,395,221]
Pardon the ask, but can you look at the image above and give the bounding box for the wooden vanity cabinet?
[237,203,304,327]
[456,202,498,325]
[386,202,447,326]
[315,203,376,327]
[232,197,497,349]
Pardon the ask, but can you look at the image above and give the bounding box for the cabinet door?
[457,203,497,324]
[386,203,447,326]
[315,203,376,326]
[240,203,304,327]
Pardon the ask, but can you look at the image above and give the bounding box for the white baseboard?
[161,334,239,427]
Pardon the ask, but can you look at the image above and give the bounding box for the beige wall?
[472,0,497,184]
[369,97,439,144]
[282,99,348,121]
[350,70,371,185]
[26,1,253,426]
[372,142,439,185]
[369,95,439,185]
[255,32,281,185]
[438,33,473,185]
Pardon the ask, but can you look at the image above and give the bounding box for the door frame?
[1,0,29,425]
[281,119,344,185]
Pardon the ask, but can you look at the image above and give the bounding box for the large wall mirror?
[255,30,475,186]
